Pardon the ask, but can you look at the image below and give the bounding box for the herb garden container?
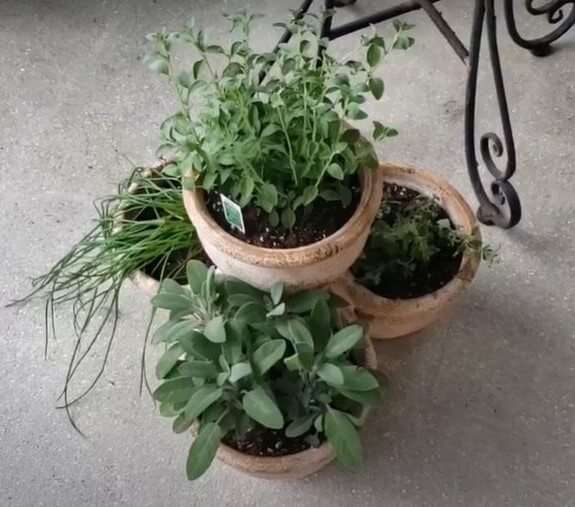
[330,163,481,339]
[113,162,203,296]
[205,337,378,480]
[182,167,384,291]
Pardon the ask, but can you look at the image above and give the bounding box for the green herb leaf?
[281,208,296,229]
[204,315,226,343]
[324,325,364,359]
[340,366,379,391]
[309,298,332,350]
[327,163,344,180]
[285,290,328,314]
[178,360,218,379]
[242,387,284,429]
[266,303,286,317]
[317,363,344,385]
[368,77,384,100]
[325,408,362,467]
[367,44,381,67]
[270,282,284,306]
[178,330,220,361]
[285,414,316,438]
[234,302,267,323]
[160,278,187,295]
[153,377,197,404]
[151,293,190,312]
[172,411,196,434]
[186,260,209,293]
[302,185,319,206]
[229,362,252,383]
[347,103,368,120]
[252,339,286,375]
[144,54,169,75]
[184,385,223,420]
[336,387,380,406]
[186,422,222,480]
[155,343,184,379]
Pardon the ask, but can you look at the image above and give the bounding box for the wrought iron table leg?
[465,0,522,228]
[504,0,575,56]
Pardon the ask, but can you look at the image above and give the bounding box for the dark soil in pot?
[223,427,321,457]
[205,176,361,249]
[352,183,463,299]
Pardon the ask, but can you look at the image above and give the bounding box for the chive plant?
[10,165,202,431]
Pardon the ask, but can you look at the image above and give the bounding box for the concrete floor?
[1,0,575,505]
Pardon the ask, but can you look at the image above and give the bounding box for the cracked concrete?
[1,1,574,505]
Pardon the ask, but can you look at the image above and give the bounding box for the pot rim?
[346,162,481,311]
[182,166,383,268]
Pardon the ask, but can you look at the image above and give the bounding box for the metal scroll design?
[505,0,575,54]
[465,0,521,228]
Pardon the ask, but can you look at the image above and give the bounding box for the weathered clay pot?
[182,168,384,291]
[330,163,481,340]
[212,337,378,480]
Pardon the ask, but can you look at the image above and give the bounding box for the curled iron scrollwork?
[465,0,521,228]
[505,0,575,55]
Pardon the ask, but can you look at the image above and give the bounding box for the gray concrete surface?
[1,1,575,505]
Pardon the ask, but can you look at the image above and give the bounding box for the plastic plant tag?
[220,194,246,234]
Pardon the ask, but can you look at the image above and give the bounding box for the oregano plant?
[150,260,384,480]
[145,11,414,229]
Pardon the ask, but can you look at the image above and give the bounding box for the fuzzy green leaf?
[324,408,362,467]
[285,414,316,438]
[309,298,331,350]
[160,278,187,296]
[184,385,223,420]
[155,344,185,379]
[178,330,220,361]
[178,360,218,379]
[204,315,226,343]
[186,422,222,480]
[234,302,267,323]
[153,377,197,404]
[252,339,286,375]
[337,387,380,406]
[324,325,364,359]
[186,260,209,293]
[266,303,285,318]
[317,363,344,385]
[229,362,252,383]
[285,290,328,314]
[340,366,379,391]
[151,293,190,312]
[242,387,284,429]
[270,282,284,306]
[172,411,196,434]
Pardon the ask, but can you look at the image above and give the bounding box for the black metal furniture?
[276,0,575,229]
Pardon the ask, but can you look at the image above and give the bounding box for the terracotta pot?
[212,337,378,480]
[182,168,384,291]
[330,163,481,340]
